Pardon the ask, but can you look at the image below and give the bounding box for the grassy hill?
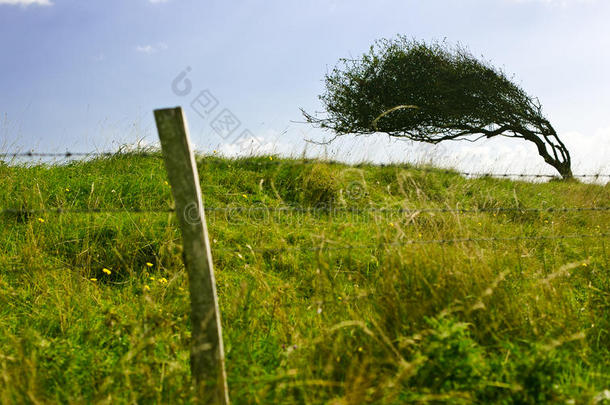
[0,153,608,404]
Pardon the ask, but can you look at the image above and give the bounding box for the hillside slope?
[0,154,608,404]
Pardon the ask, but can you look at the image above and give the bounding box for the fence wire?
[5,234,605,267]
[218,233,609,254]
[2,205,609,216]
[1,150,608,179]
[246,293,376,311]
[0,151,118,158]
[0,207,175,215]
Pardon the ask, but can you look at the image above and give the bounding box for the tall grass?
[0,153,608,403]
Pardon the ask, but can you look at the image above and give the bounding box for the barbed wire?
[6,234,605,268]
[1,150,608,179]
[239,161,610,179]
[1,205,609,217]
[219,233,609,254]
[206,205,610,214]
[246,293,376,311]
[0,207,175,215]
[470,172,609,179]
[0,151,157,158]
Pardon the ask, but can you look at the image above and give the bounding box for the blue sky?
[1,0,609,174]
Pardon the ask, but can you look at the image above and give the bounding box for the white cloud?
[135,42,168,54]
[561,127,610,175]
[213,128,296,157]
[135,45,155,54]
[0,0,52,6]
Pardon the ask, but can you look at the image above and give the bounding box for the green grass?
[0,153,608,404]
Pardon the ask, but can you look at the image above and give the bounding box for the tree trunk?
[519,126,573,180]
[550,159,573,180]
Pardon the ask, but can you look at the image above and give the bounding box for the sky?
[1,0,609,176]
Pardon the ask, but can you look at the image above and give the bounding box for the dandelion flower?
[150,276,155,281]
[358,347,363,352]
[146,262,154,268]
[102,268,111,275]
[389,222,394,227]
[90,278,97,282]
[37,218,45,223]
[144,285,151,291]
[65,188,70,192]
[269,156,273,160]
[164,181,169,186]
[242,194,248,199]
[159,277,168,284]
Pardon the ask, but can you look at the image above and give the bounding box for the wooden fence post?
[154,107,229,404]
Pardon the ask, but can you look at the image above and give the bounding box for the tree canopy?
[304,37,573,179]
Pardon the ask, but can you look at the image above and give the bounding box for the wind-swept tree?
[303,37,573,179]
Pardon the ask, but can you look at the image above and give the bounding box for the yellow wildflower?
[269,156,273,160]
[90,278,97,282]
[144,285,151,291]
[242,194,248,199]
[37,218,45,223]
[146,262,154,268]
[102,268,111,275]
[159,277,168,284]
[358,347,363,353]
[65,188,70,192]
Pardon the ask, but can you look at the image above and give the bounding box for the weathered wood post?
[154,107,229,404]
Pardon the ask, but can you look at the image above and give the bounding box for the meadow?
[0,153,608,404]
